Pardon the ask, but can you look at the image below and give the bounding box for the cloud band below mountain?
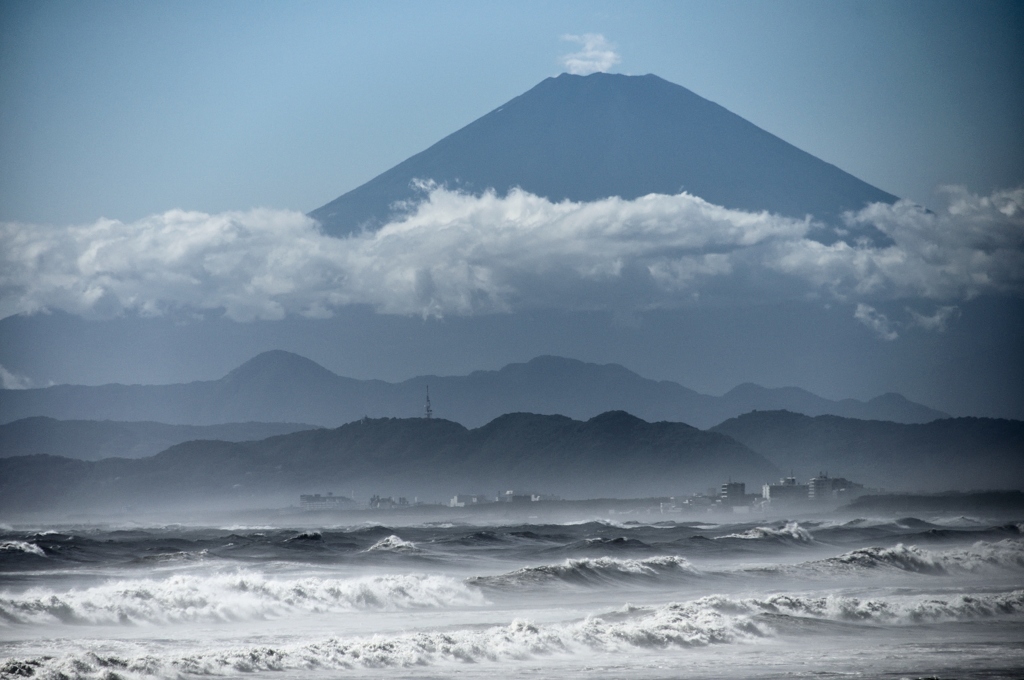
[1,186,1020,330]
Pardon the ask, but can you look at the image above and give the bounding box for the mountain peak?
[222,350,339,385]
[310,72,897,237]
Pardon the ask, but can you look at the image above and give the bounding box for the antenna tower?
[424,385,433,419]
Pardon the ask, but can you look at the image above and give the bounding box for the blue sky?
[1,0,1021,224]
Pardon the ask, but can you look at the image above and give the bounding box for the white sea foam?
[5,598,768,677]
[709,589,1024,624]
[10,590,1021,678]
[473,556,699,588]
[818,539,1024,575]
[717,521,813,542]
[0,540,45,557]
[0,572,485,626]
[365,535,419,552]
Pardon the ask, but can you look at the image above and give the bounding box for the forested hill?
[712,410,1024,491]
[0,411,775,514]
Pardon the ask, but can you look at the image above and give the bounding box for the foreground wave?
[471,555,699,589]
[4,540,1022,629]
[0,572,484,626]
[811,538,1024,575]
[4,590,1021,678]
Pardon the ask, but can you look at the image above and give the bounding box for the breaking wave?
[555,536,654,554]
[0,541,45,557]
[717,521,813,543]
[7,590,1021,677]
[364,535,419,552]
[713,589,1024,624]
[0,572,485,626]
[471,556,700,589]
[816,539,1024,575]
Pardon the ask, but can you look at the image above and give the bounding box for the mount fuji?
[311,72,898,239]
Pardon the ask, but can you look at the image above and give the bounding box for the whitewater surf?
[2,516,1022,679]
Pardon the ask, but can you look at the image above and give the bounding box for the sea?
[2,512,1023,679]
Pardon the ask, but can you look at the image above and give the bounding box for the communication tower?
[424,385,433,419]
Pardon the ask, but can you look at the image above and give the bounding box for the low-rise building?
[808,473,865,502]
[762,477,810,504]
[720,482,747,507]
[369,495,409,509]
[299,493,351,511]
[450,494,489,508]
[498,490,533,503]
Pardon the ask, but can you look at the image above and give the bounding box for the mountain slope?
[720,383,948,423]
[712,410,1024,491]
[0,417,318,460]
[0,412,777,513]
[0,352,947,430]
[310,73,897,237]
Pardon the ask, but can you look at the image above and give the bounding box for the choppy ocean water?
[2,515,1023,679]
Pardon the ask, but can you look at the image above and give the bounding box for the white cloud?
[907,305,960,332]
[560,34,621,75]
[854,303,898,341]
[0,185,1019,332]
[766,187,1024,301]
[0,364,33,389]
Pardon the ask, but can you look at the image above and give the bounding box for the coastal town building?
[450,494,489,507]
[299,493,351,511]
[808,473,865,501]
[762,477,811,504]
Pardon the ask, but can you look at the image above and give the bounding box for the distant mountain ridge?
[0,417,318,460]
[311,72,897,238]
[712,410,1024,491]
[0,350,947,429]
[0,411,777,513]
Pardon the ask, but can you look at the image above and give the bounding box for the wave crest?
[0,572,484,626]
[364,535,419,552]
[0,541,45,557]
[820,539,1024,575]
[717,521,813,543]
[709,589,1024,624]
[13,589,1022,676]
[472,556,699,588]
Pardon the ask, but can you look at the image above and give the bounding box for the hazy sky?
[1,0,1021,225]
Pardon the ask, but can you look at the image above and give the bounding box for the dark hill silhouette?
[311,73,897,239]
[0,416,318,460]
[719,383,946,424]
[0,352,947,430]
[0,412,776,513]
[712,410,1024,491]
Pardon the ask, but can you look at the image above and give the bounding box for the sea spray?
[9,590,1023,678]
[471,555,700,588]
[716,521,813,543]
[817,539,1024,575]
[0,571,485,626]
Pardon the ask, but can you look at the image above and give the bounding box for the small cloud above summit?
[560,34,621,75]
